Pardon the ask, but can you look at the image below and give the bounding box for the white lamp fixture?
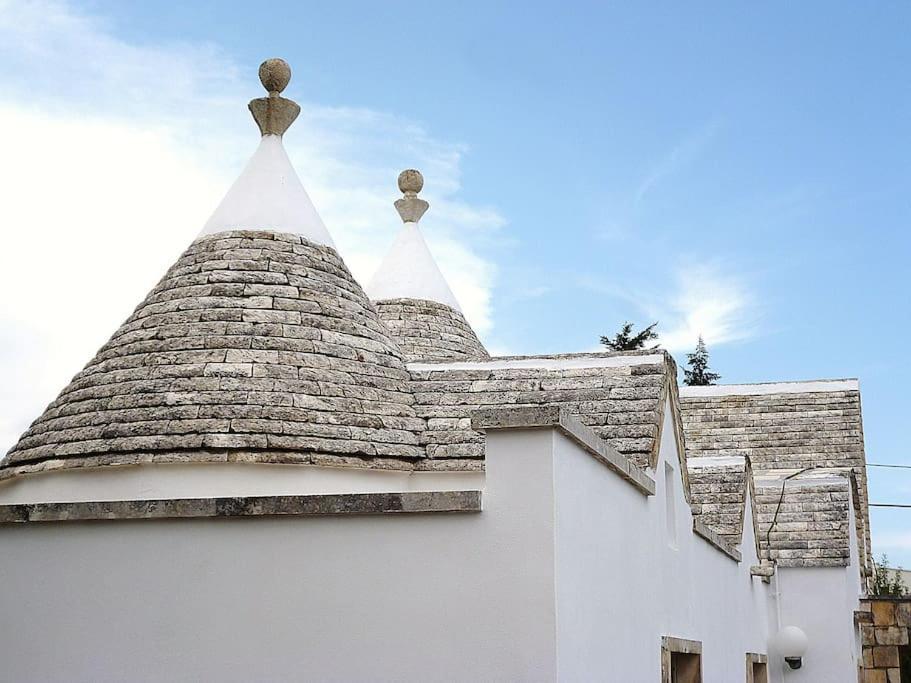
[775,625,809,670]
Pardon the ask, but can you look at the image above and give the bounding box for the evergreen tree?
[871,554,908,596]
[600,321,659,351]
[683,336,721,386]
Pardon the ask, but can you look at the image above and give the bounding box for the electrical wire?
[865,464,911,507]
[766,466,816,558]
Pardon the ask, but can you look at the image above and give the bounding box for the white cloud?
[579,262,756,354]
[655,264,756,352]
[0,0,502,452]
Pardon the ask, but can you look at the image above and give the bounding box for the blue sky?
[1,1,909,564]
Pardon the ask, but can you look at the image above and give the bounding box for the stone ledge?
[0,490,481,523]
[662,635,702,654]
[470,406,655,496]
[750,564,775,579]
[855,609,873,624]
[693,518,742,562]
[0,449,420,482]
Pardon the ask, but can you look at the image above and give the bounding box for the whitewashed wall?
[550,400,771,681]
[770,501,863,683]
[0,432,556,682]
[0,398,863,681]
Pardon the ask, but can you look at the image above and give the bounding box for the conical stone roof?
[2,60,423,477]
[375,298,489,363]
[3,231,423,475]
[367,170,489,363]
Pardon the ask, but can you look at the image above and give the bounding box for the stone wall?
[858,597,911,682]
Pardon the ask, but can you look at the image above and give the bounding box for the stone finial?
[398,169,424,196]
[248,58,301,137]
[259,58,292,94]
[395,169,429,223]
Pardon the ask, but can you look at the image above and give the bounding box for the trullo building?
[0,60,880,683]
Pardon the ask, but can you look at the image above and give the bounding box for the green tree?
[871,554,908,596]
[683,334,721,387]
[600,321,659,351]
[684,336,721,386]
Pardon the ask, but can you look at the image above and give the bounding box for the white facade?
[0,398,865,681]
[769,500,863,682]
[549,402,771,680]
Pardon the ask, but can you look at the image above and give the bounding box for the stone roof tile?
[753,473,855,567]
[680,384,869,569]
[375,298,489,363]
[2,230,423,475]
[687,459,749,548]
[410,351,676,469]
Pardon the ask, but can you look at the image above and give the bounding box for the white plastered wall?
[0,397,863,681]
[770,492,863,683]
[0,432,554,682]
[0,463,485,504]
[551,398,772,681]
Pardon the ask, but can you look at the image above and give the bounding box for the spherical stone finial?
[398,169,424,195]
[394,169,429,223]
[259,58,292,94]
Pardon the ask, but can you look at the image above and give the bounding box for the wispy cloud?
[0,0,503,452]
[635,120,721,204]
[655,263,757,352]
[579,261,757,353]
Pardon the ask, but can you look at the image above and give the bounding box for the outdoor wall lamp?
[775,625,808,670]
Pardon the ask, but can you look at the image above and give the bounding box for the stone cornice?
[470,405,655,496]
[693,518,742,562]
[0,490,481,523]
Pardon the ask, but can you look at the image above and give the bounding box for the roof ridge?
[679,378,859,397]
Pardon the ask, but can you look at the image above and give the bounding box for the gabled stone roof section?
[2,230,425,477]
[679,380,865,469]
[753,470,856,567]
[375,298,489,363]
[409,350,678,471]
[687,456,750,549]
[687,458,863,568]
[678,379,870,569]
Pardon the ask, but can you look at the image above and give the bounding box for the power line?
[869,503,911,509]
[868,463,911,470]
[767,466,815,555]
